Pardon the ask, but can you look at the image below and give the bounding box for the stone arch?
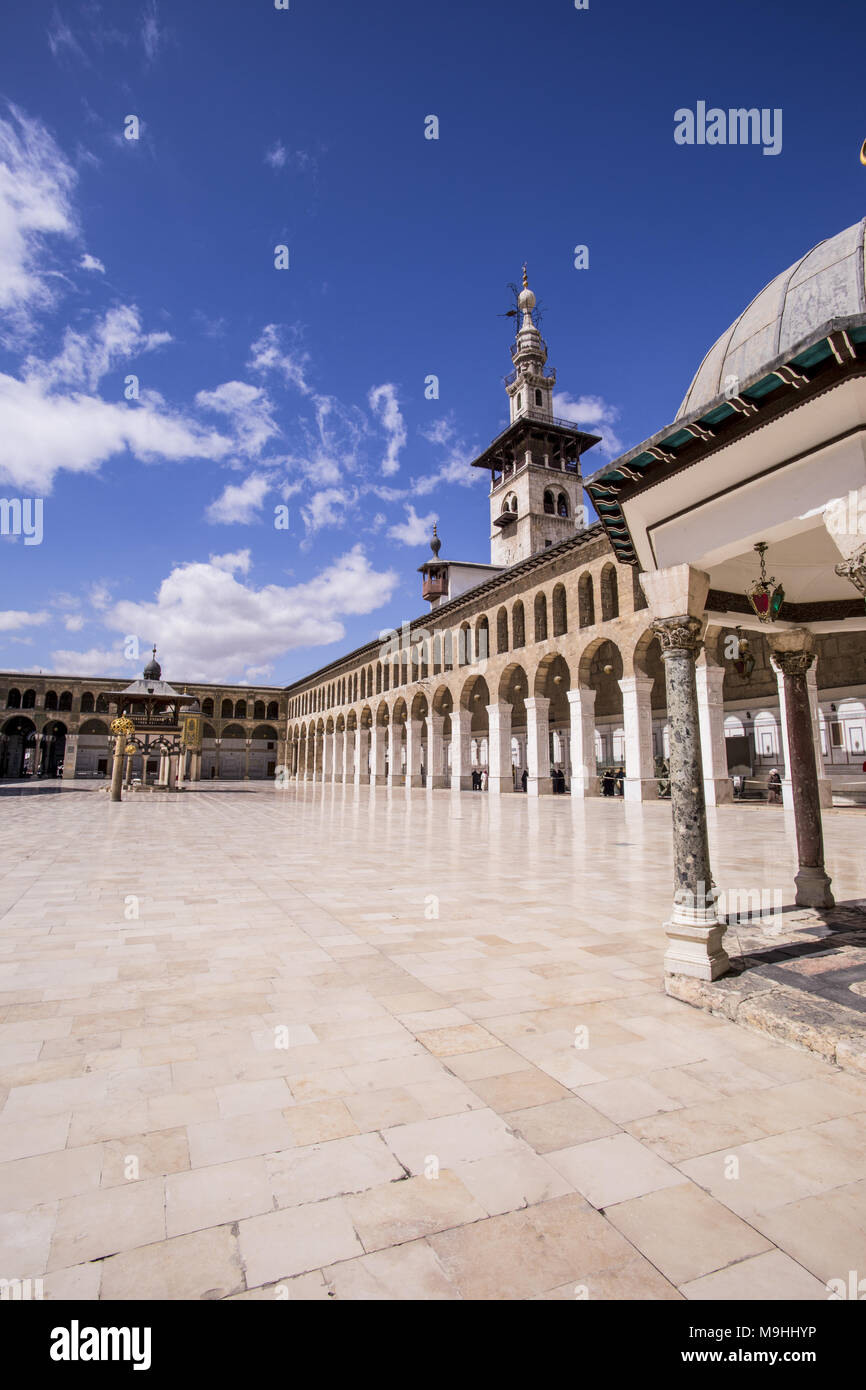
[202,698,214,717]
[432,684,453,718]
[557,492,569,518]
[221,698,233,718]
[375,700,390,727]
[203,722,216,739]
[498,663,528,722]
[44,690,58,711]
[543,489,555,515]
[578,573,595,628]
[600,563,619,621]
[235,699,247,719]
[552,583,567,637]
[411,691,428,721]
[79,718,109,736]
[251,724,279,741]
[222,723,245,739]
[253,700,265,720]
[6,688,21,709]
[58,691,73,711]
[267,700,279,720]
[534,592,548,643]
[496,607,509,654]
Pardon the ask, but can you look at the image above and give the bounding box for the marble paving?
[1,781,865,1301]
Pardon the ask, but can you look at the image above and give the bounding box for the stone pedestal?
[768,630,834,909]
[642,565,728,981]
[695,663,734,805]
[486,702,513,794]
[524,696,552,796]
[566,687,599,797]
[618,676,658,801]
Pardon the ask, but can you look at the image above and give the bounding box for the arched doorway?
[1,716,37,777]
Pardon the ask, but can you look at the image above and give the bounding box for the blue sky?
[1,0,864,685]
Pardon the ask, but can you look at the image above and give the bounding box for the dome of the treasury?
[676,215,866,419]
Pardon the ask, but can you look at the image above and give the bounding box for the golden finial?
[522,263,528,290]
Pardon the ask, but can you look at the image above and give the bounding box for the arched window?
[254,700,265,720]
[80,691,94,713]
[578,573,595,628]
[22,689,36,708]
[632,566,647,612]
[59,691,73,711]
[552,584,567,636]
[557,493,569,517]
[376,663,382,694]
[221,698,233,718]
[236,699,247,719]
[517,392,522,411]
[496,607,509,654]
[601,564,619,621]
[6,688,21,709]
[535,388,543,406]
[459,623,471,667]
[44,691,58,711]
[475,615,489,661]
[512,601,525,649]
[202,698,214,717]
[534,592,548,643]
[543,490,555,515]
[443,631,453,671]
[267,701,278,720]
[95,693,109,713]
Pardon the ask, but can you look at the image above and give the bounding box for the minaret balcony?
[422,573,448,600]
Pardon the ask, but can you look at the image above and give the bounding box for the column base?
[450,775,472,791]
[387,774,405,787]
[624,778,659,802]
[704,778,734,806]
[570,776,600,798]
[405,774,424,787]
[794,865,835,909]
[664,908,730,981]
[527,777,552,796]
[354,773,370,786]
[427,775,449,789]
[488,776,514,794]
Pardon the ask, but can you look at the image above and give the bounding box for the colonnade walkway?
[1,781,865,1299]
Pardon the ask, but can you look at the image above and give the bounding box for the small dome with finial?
[430,524,442,558]
[143,645,161,681]
[517,263,536,313]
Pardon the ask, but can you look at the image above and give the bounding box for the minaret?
[471,268,601,567]
[506,266,555,424]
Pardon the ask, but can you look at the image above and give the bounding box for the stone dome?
[677,216,866,419]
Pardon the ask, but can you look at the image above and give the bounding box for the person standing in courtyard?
[767,768,782,805]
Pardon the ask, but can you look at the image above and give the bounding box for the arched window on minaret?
[543,491,555,515]
[557,493,569,517]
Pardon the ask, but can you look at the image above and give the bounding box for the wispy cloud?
[553,391,624,460]
[387,503,437,546]
[206,473,272,525]
[368,383,406,476]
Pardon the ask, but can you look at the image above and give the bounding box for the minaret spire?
[506,266,555,424]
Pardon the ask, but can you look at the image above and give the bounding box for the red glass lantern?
[747,542,785,623]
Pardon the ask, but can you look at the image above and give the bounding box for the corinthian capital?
[835,542,866,602]
[651,615,704,656]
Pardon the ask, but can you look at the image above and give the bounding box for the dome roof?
[677,216,866,420]
[143,645,161,681]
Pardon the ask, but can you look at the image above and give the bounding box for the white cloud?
[0,371,233,492]
[47,12,88,65]
[387,504,437,547]
[25,304,172,392]
[79,252,105,273]
[265,142,287,169]
[248,323,314,396]
[413,417,481,496]
[368,383,406,476]
[195,379,278,458]
[49,645,129,677]
[0,107,77,335]
[96,545,398,682]
[63,614,85,631]
[301,487,353,535]
[206,473,271,525]
[0,608,49,631]
[141,3,164,62]
[553,391,624,460]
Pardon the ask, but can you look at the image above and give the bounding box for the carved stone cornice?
[651,615,704,657]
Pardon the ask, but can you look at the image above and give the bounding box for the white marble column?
[387,721,404,786]
[323,731,334,782]
[566,688,599,797]
[618,676,658,801]
[370,725,387,785]
[333,729,345,783]
[773,661,832,809]
[486,702,513,794]
[427,714,447,788]
[346,727,359,784]
[64,734,78,779]
[449,710,472,790]
[405,719,423,787]
[524,696,552,796]
[695,663,733,805]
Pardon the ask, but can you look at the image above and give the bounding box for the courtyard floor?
[1,780,865,1301]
